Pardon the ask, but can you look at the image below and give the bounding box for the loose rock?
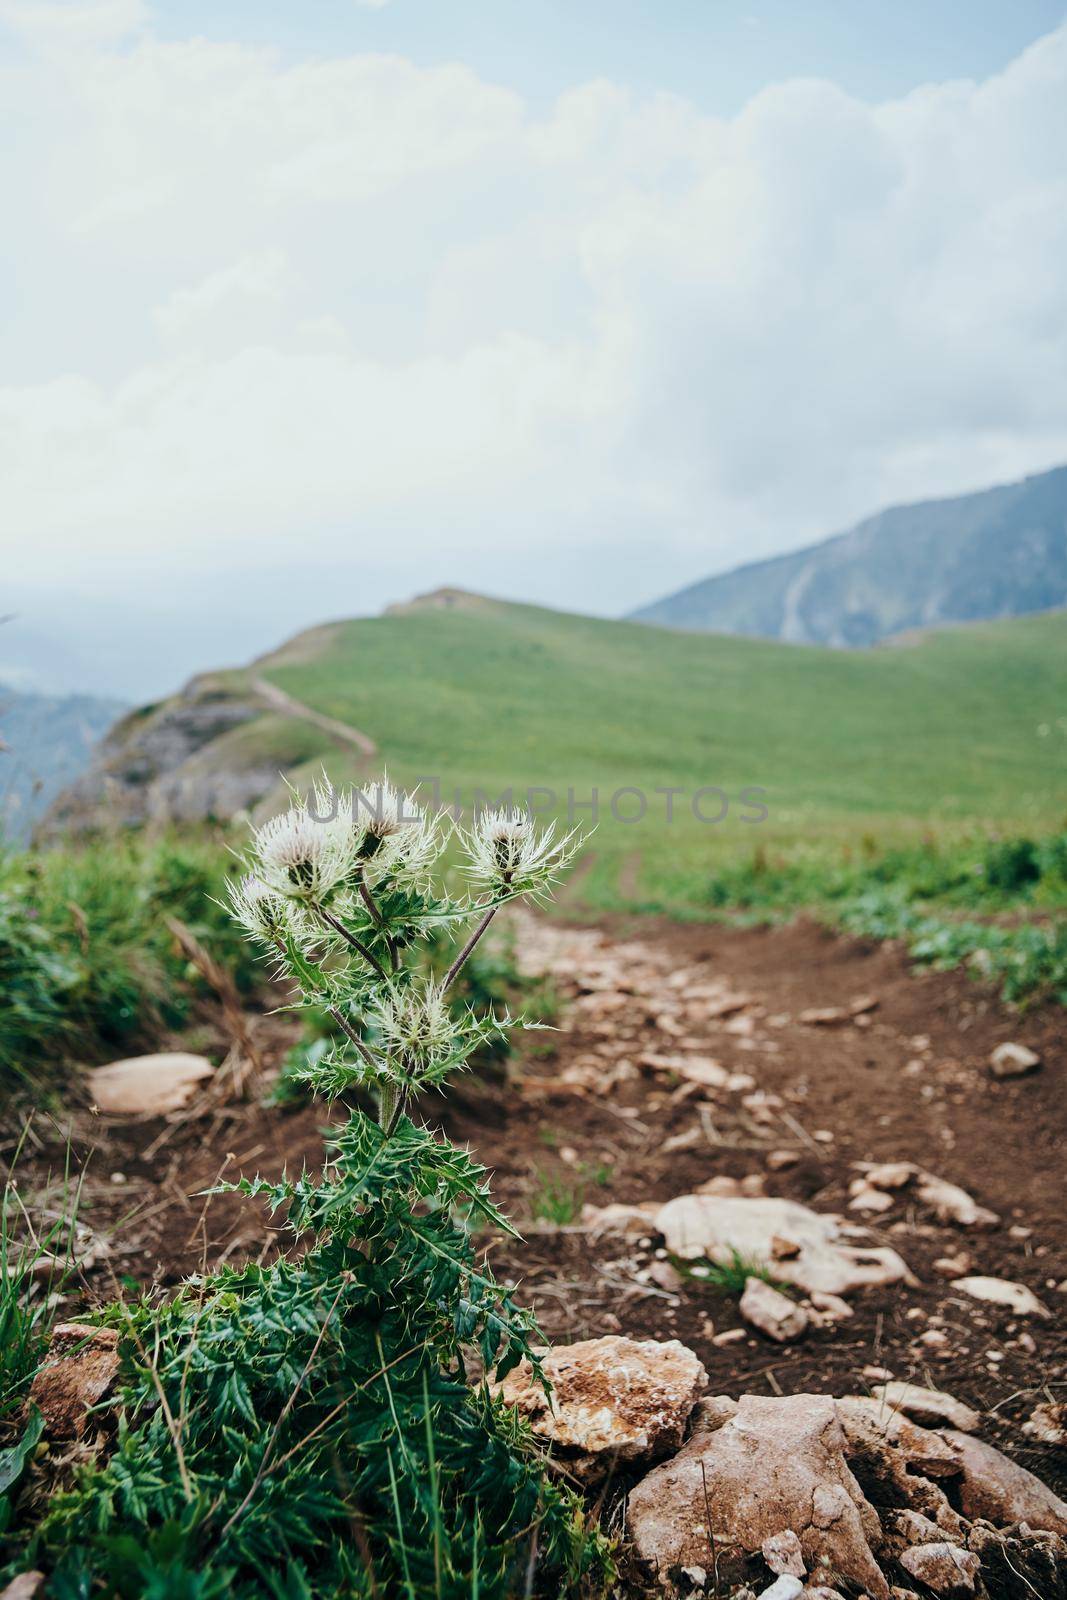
[807,1290,853,1323]
[712,1327,746,1347]
[640,1051,730,1088]
[647,1259,686,1293]
[864,1162,917,1190]
[0,1577,46,1600]
[989,1041,1041,1078]
[849,1182,895,1214]
[580,1201,659,1238]
[761,1528,805,1576]
[899,1542,979,1598]
[740,1278,809,1343]
[654,1194,911,1297]
[89,1052,213,1115]
[855,1163,999,1228]
[491,1335,706,1481]
[1023,1401,1067,1448]
[883,1508,957,1550]
[967,1520,1067,1598]
[27,1324,121,1440]
[913,1173,999,1230]
[836,1396,963,1481]
[870,1382,980,1433]
[950,1275,1051,1317]
[756,1579,803,1600]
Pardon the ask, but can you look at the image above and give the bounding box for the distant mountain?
[0,688,126,844]
[631,464,1067,645]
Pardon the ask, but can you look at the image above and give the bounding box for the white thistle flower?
[352,777,443,887]
[226,873,308,947]
[463,807,580,900]
[371,979,459,1079]
[251,797,356,902]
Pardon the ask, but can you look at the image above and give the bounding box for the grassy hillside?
[254,594,1067,912]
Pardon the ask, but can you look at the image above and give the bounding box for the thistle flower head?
[371,979,459,1079]
[352,777,443,887]
[251,798,356,902]
[226,873,308,948]
[463,807,581,900]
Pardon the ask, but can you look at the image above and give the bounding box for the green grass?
[0,836,258,1101]
[253,597,1067,914]
[529,1162,613,1227]
[681,1248,788,1297]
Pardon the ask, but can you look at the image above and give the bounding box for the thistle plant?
[24,780,601,1598]
[227,781,579,1133]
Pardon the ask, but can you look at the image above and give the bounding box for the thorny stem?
[328,1006,379,1074]
[315,905,390,984]
[358,873,398,969]
[443,903,500,991]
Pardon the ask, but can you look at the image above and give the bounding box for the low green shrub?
[983,836,1041,893]
[705,831,1067,1004]
[836,889,1067,1006]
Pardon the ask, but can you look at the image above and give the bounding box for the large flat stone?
[627,1393,889,1599]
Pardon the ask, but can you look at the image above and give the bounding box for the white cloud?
[0,0,145,47]
[1,14,1066,645]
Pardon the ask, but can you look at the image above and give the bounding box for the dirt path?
[252,674,378,757]
[21,913,1067,1504]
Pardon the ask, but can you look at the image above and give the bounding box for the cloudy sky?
[2,0,1066,697]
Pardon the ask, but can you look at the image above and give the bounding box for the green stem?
[315,905,390,984]
[358,873,398,969]
[443,904,499,991]
[327,1006,378,1072]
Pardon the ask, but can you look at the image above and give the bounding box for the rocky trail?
[16,913,1067,1597]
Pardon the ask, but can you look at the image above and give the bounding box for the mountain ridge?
[630,462,1067,645]
[0,685,127,843]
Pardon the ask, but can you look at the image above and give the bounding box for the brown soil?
[10,914,1067,1513]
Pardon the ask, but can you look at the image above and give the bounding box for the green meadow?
[256,596,1067,915]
